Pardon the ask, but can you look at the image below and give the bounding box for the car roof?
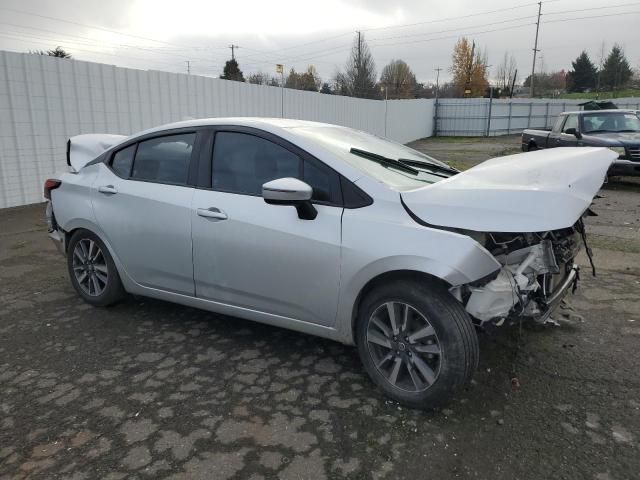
[560,109,634,115]
[134,117,341,138]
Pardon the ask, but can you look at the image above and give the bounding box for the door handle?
[197,207,228,220]
[98,185,117,194]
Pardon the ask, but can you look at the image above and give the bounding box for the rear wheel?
[527,142,538,151]
[67,229,124,306]
[356,279,478,409]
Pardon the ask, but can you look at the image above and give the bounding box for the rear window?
[131,133,195,184]
[582,113,640,133]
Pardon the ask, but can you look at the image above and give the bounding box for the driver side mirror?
[564,127,582,139]
[262,177,317,220]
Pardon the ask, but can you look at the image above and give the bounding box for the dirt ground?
[1,137,639,480]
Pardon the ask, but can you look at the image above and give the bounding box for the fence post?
[433,97,439,137]
[507,101,512,135]
[485,88,494,137]
[545,102,550,128]
[527,102,533,128]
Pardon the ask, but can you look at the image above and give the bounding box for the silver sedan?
[45,118,616,408]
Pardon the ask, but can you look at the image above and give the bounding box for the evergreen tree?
[567,51,597,92]
[221,59,245,82]
[320,83,333,94]
[600,44,633,90]
[334,33,377,98]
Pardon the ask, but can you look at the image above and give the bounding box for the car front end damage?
[453,221,589,326]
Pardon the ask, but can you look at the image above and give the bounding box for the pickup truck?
[521,109,640,177]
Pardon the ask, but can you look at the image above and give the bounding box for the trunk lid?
[67,134,128,171]
[400,147,616,233]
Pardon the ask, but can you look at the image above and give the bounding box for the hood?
[401,147,617,233]
[584,132,640,145]
[67,134,128,171]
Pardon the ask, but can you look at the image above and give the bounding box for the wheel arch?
[350,269,450,346]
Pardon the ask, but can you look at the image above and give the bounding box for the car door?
[92,130,200,295]
[191,128,343,327]
[559,114,580,146]
[547,115,566,147]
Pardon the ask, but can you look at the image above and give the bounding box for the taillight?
[44,179,61,200]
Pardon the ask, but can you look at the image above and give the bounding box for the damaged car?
[44,118,616,409]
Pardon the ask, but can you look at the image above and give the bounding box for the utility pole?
[510,68,518,98]
[434,67,442,137]
[185,61,191,75]
[529,1,542,97]
[464,41,475,97]
[228,44,239,60]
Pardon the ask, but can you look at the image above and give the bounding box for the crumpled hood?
[67,134,128,171]
[401,147,617,233]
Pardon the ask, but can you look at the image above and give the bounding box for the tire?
[528,142,538,151]
[355,279,478,410]
[67,229,124,307]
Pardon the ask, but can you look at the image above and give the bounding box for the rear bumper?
[45,201,65,255]
[608,160,640,177]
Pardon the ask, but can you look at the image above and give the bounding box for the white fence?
[0,51,434,209]
[435,97,640,136]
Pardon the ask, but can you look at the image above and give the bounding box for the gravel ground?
[1,138,639,479]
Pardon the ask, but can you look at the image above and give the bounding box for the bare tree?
[496,52,517,92]
[247,72,271,85]
[335,32,378,99]
[379,60,417,99]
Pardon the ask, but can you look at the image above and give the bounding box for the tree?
[334,33,378,99]
[320,82,333,94]
[247,72,270,85]
[496,52,517,95]
[450,37,488,97]
[30,46,71,58]
[566,51,597,92]
[600,44,633,91]
[221,58,245,82]
[379,59,417,99]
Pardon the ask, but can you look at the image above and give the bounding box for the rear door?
[92,130,201,295]
[191,127,343,327]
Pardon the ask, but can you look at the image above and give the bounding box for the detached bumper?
[608,160,640,177]
[539,265,579,322]
[48,229,65,255]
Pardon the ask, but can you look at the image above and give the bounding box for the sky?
[0,0,638,85]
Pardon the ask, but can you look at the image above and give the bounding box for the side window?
[562,115,579,133]
[552,116,565,133]
[212,132,301,195]
[131,133,195,184]
[304,160,334,202]
[111,144,136,177]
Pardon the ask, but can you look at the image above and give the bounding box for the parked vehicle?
[45,118,616,409]
[521,110,640,177]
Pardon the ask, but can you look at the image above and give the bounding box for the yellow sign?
[276,64,284,74]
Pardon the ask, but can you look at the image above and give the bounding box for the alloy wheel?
[72,238,109,297]
[366,301,442,392]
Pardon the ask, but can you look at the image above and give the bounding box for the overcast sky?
[0,0,638,85]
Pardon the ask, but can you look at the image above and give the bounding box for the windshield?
[582,112,640,133]
[290,125,454,190]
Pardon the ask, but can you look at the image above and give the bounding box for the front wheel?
[356,279,478,410]
[67,229,124,307]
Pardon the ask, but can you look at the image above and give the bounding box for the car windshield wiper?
[617,129,640,133]
[398,158,459,176]
[350,148,419,175]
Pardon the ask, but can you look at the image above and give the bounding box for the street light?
[276,64,284,118]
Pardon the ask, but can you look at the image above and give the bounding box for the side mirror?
[564,127,581,139]
[262,178,317,220]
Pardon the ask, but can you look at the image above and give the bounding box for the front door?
[191,129,343,327]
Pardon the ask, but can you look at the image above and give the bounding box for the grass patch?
[557,89,640,100]
[589,234,640,254]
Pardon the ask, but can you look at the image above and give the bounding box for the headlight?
[609,146,627,159]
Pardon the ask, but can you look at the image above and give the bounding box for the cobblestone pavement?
[1,189,639,479]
